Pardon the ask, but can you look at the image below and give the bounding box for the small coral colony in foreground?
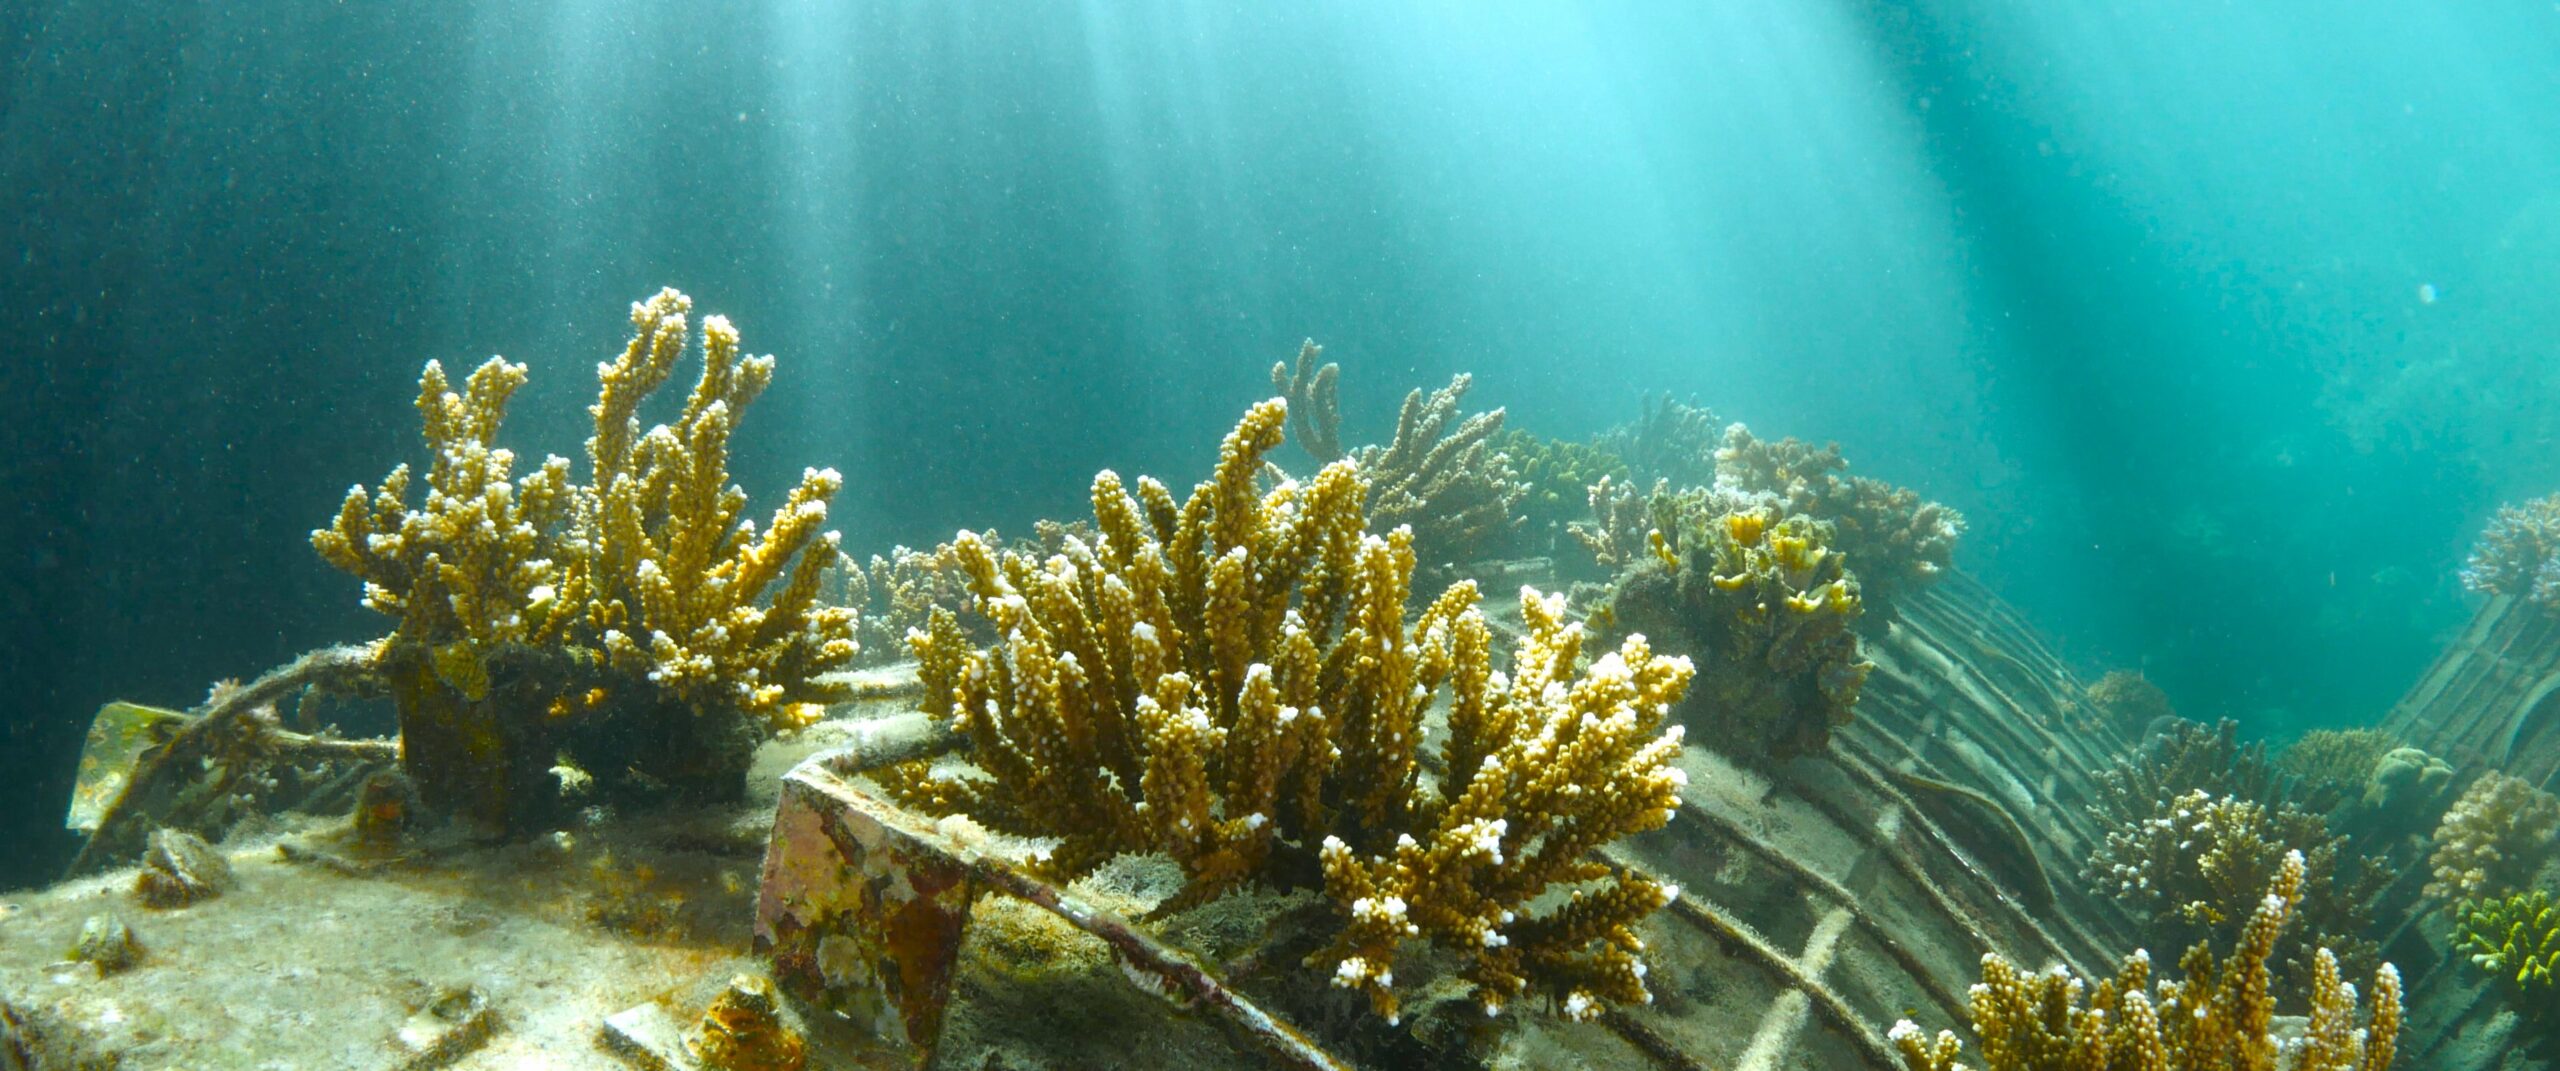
[62,286,2560,1067]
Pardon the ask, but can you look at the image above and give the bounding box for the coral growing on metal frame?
[312,289,856,829]
[1892,851,2400,1071]
[882,399,1692,1024]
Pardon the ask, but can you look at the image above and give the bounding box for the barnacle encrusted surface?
[311,288,856,824]
[1597,502,1870,762]
[2426,771,2560,901]
[883,399,1693,1024]
[133,828,231,909]
[1891,850,2401,1071]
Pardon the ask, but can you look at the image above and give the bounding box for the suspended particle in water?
[2417,283,2438,304]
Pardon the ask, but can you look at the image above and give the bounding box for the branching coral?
[1597,502,1870,762]
[313,288,856,828]
[1498,428,1629,551]
[833,523,1093,667]
[1569,475,1664,572]
[2085,788,2385,995]
[2451,890,2559,1014]
[1356,373,1525,568]
[2461,493,2560,607]
[882,399,1693,1024]
[1266,342,1523,567]
[1568,476,1764,575]
[1714,423,1964,612]
[2425,771,2560,901]
[2094,719,2340,825]
[1892,850,2401,1071]
[834,539,982,667]
[1270,339,1345,464]
[1594,395,1721,490]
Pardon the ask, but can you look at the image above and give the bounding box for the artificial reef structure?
[34,316,2560,1070]
[311,288,857,831]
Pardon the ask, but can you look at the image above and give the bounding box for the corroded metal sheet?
[67,701,190,833]
[752,762,976,1067]
[751,755,1354,1071]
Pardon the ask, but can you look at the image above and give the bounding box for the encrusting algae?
[882,398,1694,1024]
[312,288,857,830]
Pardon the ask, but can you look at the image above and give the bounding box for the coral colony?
[79,290,2560,1071]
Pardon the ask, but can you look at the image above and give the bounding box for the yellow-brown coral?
[2085,788,2384,994]
[885,399,1692,1024]
[313,289,856,825]
[1891,849,2401,1071]
[1499,428,1630,553]
[1598,503,1870,762]
[2425,771,2560,901]
[1266,342,1524,568]
[1715,423,1963,612]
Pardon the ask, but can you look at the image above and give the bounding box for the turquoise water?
[2,7,2557,1061]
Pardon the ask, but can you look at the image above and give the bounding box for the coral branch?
[1892,851,2401,1071]
[885,399,1690,1024]
[313,289,856,828]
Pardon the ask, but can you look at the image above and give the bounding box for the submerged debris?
[392,986,498,1071]
[69,913,141,975]
[132,828,232,909]
[353,769,420,846]
[685,974,806,1071]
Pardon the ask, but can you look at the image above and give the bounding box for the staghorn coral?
[1356,373,1525,568]
[883,399,1693,1025]
[1266,342,1525,567]
[2461,493,2560,607]
[1714,423,1964,612]
[2425,771,2560,901]
[833,522,1097,667]
[1569,475,1665,572]
[1594,394,1720,490]
[2085,788,2385,996]
[2451,890,2559,1017]
[834,540,979,667]
[1567,476,1766,575]
[313,288,856,829]
[1891,850,2401,1071]
[1597,502,1871,763]
[1270,339,1345,464]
